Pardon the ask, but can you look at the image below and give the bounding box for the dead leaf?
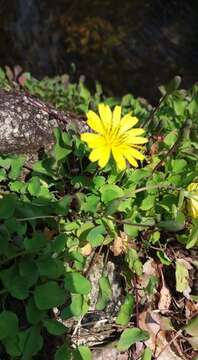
[111,232,128,256]
[187,337,198,351]
[158,267,172,314]
[185,299,198,319]
[150,142,159,155]
[139,310,182,360]
[43,227,57,241]
[137,258,159,301]
[81,243,92,256]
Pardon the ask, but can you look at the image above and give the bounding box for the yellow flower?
[186,182,198,219]
[81,104,148,170]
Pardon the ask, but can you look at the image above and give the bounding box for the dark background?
[1,0,198,101]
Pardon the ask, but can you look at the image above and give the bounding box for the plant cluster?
[0,69,197,359]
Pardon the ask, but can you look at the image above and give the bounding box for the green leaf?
[186,224,198,249]
[82,195,100,213]
[96,276,112,310]
[61,293,83,319]
[91,176,105,190]
[43,319,67,335]
[159,76,181,96]
[28,176,41,196]
[64,272,91,295]
[26,297,46,324]
[0,225,9,254]
[19,258,39,287]
[55,343,72,360]
[87,225,106,247]
[3,335,21,357]
[171,159,187,173]
[0,168,6,181]
[100,184,124,203]
[141,347,152,360]
[34,281,65,310]
[52,233,67,253]
[117,328,149,351]
[157,213,185,232]
[185,316,198,337]
[125,249,143,276]
[73,345,92,360]
[0,194,17,219]
[128,168,151,184]
[173,97,186,116]
[140,195,155,211]
[54,195,71,215]
[7,273,29,300]
[53,128,72,161]
[164,130,178,147]
[0,311,19,340]
[8,155,26,179]
[24,232,47,251]
[175,259,190,293]
[116,294,135,326]
[21,326,43,360]
[157,251,172,265]
[36,257,64,279]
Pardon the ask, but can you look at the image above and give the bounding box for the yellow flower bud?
[186,182,198,219]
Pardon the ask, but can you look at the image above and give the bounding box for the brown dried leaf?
[137,258,159,301]
[158,267,172,314]
[139,310,181,360]
[185,299,198,319]
[111,232,128,256]
[43,227,57,241]
[187,337,198,351]
[81,243,92,256]
[150,142,159,155]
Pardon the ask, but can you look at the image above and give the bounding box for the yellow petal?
[89,147,104,162]
[124,153,138,167]
[123,146,145,161]
[125,136,148,145]
[112,105,121,132]
[119,114,138,133]
[126,128,145,137]
[81,133,105,148]
[112,146,126,170]
[86,110,105,134]
[98,146,111,167]
[98,104,112,132]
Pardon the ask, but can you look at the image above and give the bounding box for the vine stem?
[107,216,154,228]
[16,215,57,222]
[133,184,181,194]
[141,93,168,128]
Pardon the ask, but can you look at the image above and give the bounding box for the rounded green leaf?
[55,343,72,360]
[0,311,19,340]
[64,272,91,295]
[73,345,92,360]
[21,326,43,360]
[36,258,64,279]
[43,319,68,335]
[34,281,65,310]
[61,293,83,319]
[116,294,135,326]
[96,276,112,310]
[26,297,46,324]
[117,328,149,352]
[100,184,124,204]
[0,194,16,219]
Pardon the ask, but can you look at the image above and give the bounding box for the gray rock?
[0,89,86,156]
